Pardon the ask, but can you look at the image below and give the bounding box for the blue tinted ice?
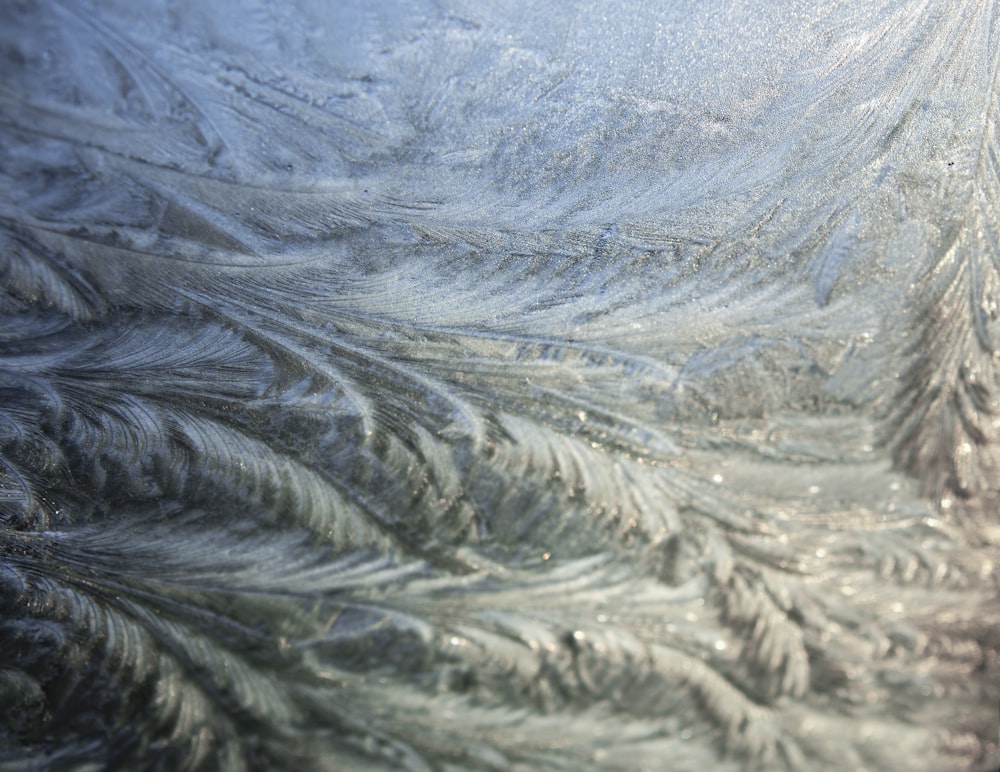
[1,1,998,769]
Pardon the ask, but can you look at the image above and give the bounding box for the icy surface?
[1,1,998,770]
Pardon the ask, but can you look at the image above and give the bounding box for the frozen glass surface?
[1,1,998,769]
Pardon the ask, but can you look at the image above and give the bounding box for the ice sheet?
[1,1,997,769]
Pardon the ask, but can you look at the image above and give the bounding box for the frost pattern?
[1,1,998,770]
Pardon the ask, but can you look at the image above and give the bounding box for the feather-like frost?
[1,1,999,770]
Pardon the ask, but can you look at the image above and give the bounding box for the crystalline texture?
[0,1,998,770]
